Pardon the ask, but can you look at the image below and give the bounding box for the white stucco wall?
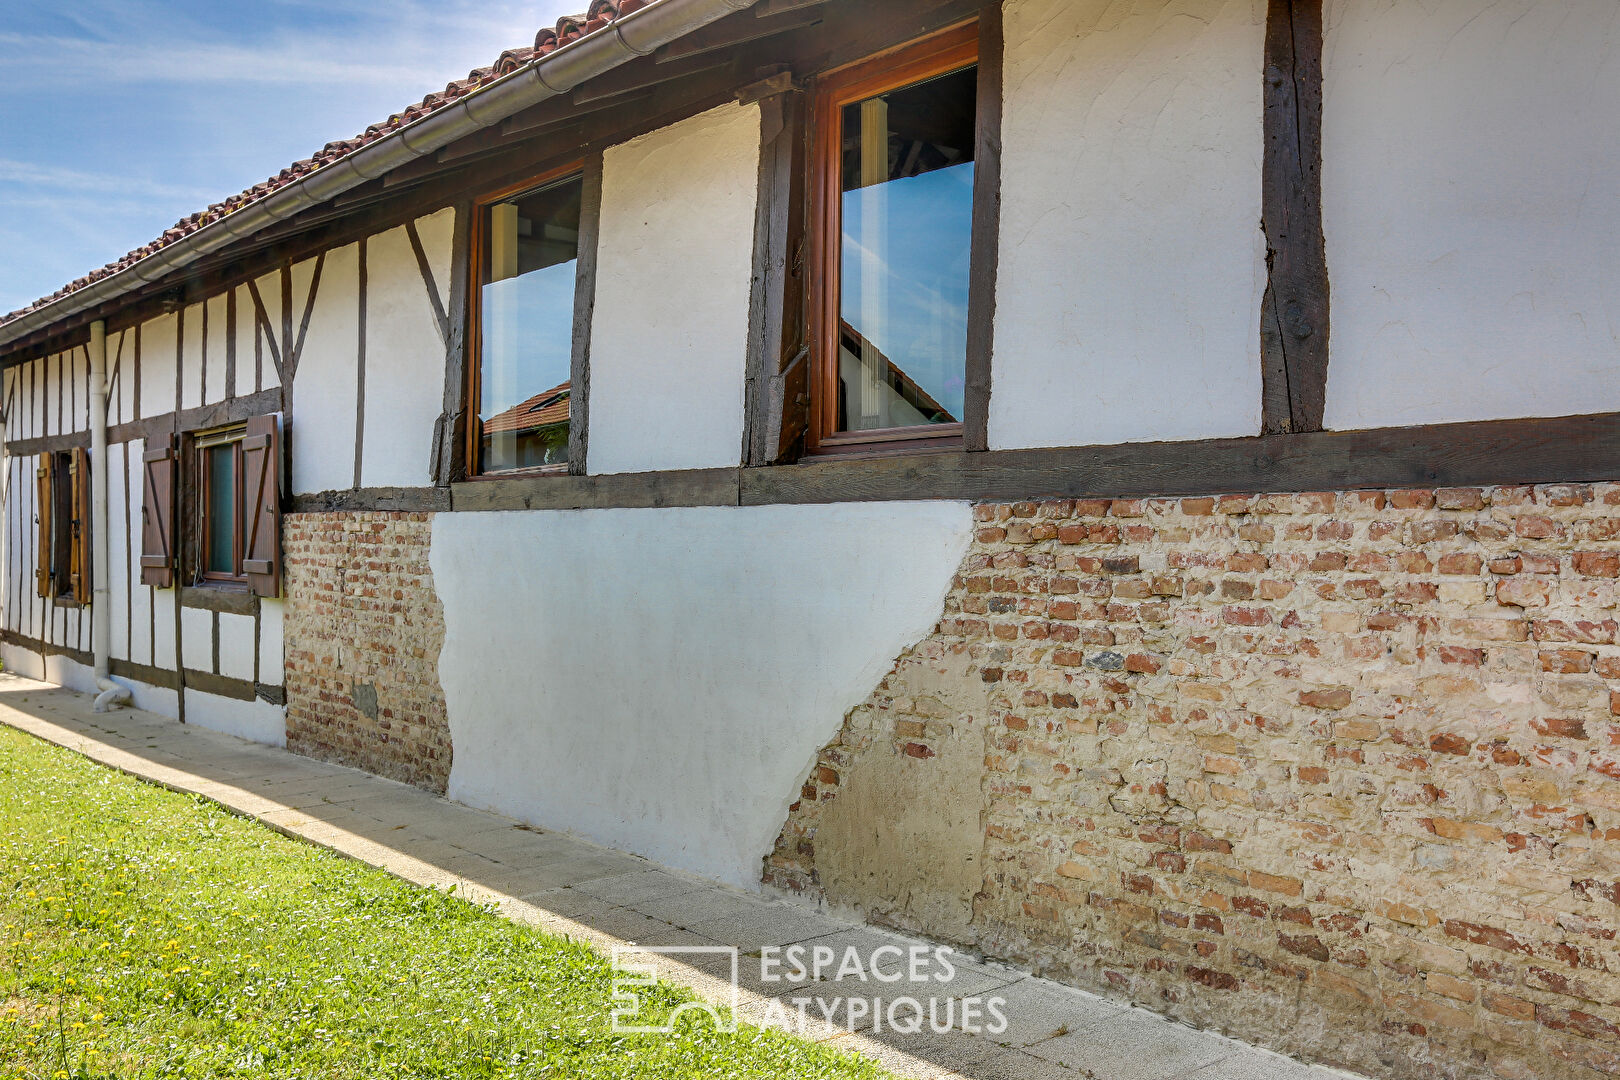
[1322,0,1620,429]
[258,600,284,688]
[181,607,212,673]
[360,209,453,488]
[180,302,205,411]
[291,244,360,495]
[140,314,178,423]
[588,103,760,475]
[219,613,257,683]
[989,0,1266,450]
[203,293,229,407]
[0,647,279,745]
[434,502,973,888]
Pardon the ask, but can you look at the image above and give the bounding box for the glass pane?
[206,444,235,575]
[838,65,977,434]
[479,176,583,473]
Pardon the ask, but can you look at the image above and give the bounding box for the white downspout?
[89,320,131,712]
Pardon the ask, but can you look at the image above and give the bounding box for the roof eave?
[0,0,758,355]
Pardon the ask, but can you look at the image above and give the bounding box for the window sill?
[181,586,259,616]
[461,464,571,482]
[804,434,964,462]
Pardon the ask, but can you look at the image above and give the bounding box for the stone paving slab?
[0,672,1372,1080]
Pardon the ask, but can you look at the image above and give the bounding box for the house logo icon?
[610,946,740,1035]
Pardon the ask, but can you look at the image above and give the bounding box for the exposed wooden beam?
[1260,0,1329,434]
[962,2,1003,453]
[449,412,1620,512]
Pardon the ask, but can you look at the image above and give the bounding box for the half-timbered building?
[3,2,1619,1076]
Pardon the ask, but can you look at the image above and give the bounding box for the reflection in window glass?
[479,175,583,473]
[205,443,236,575]
[838,65,976,434]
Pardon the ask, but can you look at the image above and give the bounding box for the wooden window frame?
[464,160,586,481]
[194,424,249,588]
[805,21,981,458]
[37,449,89,604]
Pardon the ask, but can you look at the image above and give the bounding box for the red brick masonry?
[769,485,1620,1080]
[283,512,450,793]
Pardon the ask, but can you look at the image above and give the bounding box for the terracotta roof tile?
[3,0,651,329]
[482,382,572,436]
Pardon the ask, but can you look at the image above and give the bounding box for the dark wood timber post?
[1260,0,1329,435]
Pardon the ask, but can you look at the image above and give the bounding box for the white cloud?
[0,159,216,203]
[0,0,583,312]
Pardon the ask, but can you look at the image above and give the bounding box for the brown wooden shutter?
[241,414,282,598]
[35,455,53,597]
[69,447,91,603]
[140,435,177,589]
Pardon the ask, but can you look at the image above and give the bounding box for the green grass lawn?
[0,725,895,1079]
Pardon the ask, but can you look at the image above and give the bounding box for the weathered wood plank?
[452,468,741,512]
[181,587,259,617]
[743,413,1620,505]
[290,487,451,513]
[1260,0,1329,434]
[434,202,475,486]
[569,152,605,476]
[742,92,803,466]
[962,1,1003,453]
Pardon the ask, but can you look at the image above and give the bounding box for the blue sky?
[0,0,577,314]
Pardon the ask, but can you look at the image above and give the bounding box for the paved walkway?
[0,672,1365,1080]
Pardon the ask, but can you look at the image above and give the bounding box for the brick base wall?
[767,485,1620,1080]
[283,512,451,793]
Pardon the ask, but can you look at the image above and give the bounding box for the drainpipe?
[88,320,132,712]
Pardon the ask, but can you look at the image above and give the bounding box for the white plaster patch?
[218,613,257,683]
[183,689,286,747]
[204,293,229,406]
[152,592,177,671]
[180,303,205,411]
[1322,0,1620,429]
[588,103,760,475]
[181,606,212,673]
[257,599,284,687]
[989,0,1266,450]
[360,209,453,489]
[246,271,285,393]
[290,243,360,495]
[66,347,88,434]
[140,313,179,422]
[434,502,973,888]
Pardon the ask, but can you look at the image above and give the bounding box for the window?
[470,169,584,475]
[35,448,89,603]
[196,426,247,583]
[809,25,980,454]
[150,415,282,597]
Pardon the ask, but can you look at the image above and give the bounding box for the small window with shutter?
[35,449,90,604]
[140,435,178,589]
[181,416,282,598]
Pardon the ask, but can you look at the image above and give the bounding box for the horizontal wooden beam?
[452,467,741,511]
[180,587,259,616]
[449,412,1620,512]
[5,387,283,458]
[290,487,451,513]
[0,628,280,705]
